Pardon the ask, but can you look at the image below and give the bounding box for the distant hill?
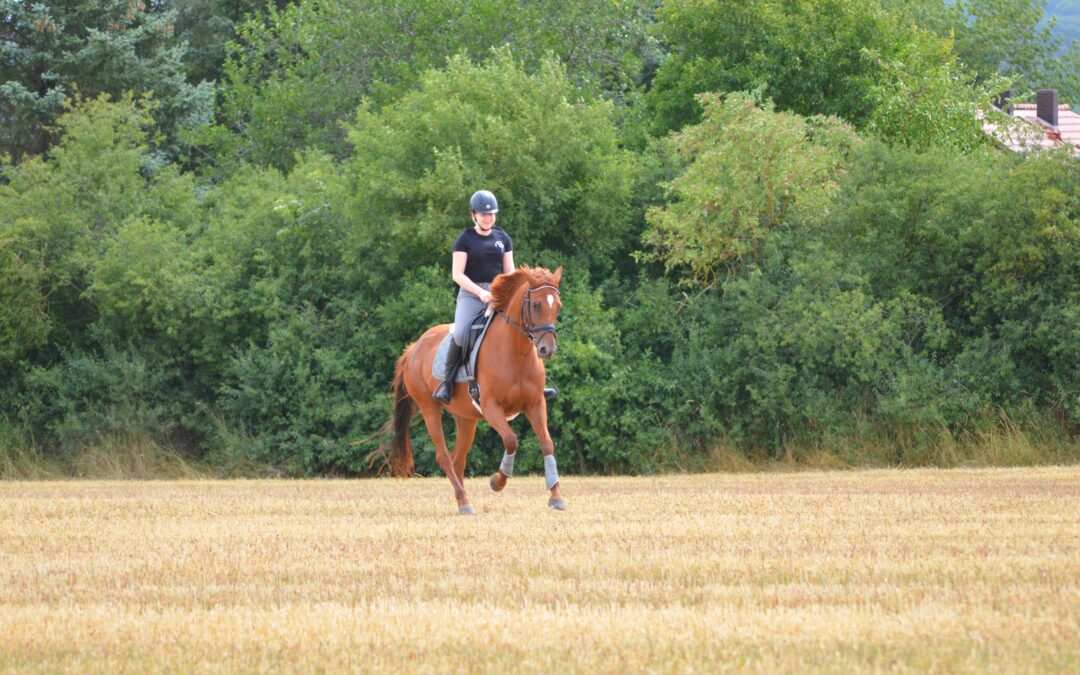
[1046,0,1080,49]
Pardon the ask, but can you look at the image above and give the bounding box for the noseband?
[496,284,560,347]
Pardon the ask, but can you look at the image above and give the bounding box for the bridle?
[495,284,560,347]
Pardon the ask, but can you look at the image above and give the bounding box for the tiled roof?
[982,103,1080,157]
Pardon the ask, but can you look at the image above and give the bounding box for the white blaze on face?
[547,295,555,309]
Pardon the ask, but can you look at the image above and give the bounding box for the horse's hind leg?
[451,415,478,485]
[416,402,474,515]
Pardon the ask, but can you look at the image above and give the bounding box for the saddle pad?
[431,310,496,383]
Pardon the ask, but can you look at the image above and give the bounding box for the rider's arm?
[452,251,491,300]
[503,251,515,275]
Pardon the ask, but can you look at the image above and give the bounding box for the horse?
[378,266,565,514]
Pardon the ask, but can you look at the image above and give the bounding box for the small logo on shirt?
[495,241,505,252]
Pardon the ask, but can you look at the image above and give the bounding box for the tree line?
[2,0,1078,475]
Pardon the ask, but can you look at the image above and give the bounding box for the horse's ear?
[553,266,563,284]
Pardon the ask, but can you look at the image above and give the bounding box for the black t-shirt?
[453,227,513,284]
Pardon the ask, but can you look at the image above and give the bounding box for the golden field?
[1,468,1078,673]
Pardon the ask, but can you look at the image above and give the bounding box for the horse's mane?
[489,266,558,313]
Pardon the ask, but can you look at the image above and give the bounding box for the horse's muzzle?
[537,341,557,361]
[529,321,558,361]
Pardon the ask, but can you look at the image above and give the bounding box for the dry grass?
[0,435,210,481]
[1,469,1078,673]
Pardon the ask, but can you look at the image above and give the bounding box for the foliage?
[343,49,639,281]
[0,242,48,368]
[1049,44,1080,105]
[642,92,861,284]
[17,343,185,456]
[1,3,1077,476]
[0,0,213,162]
[883,0,1080,106]
[828,141,1080,420]
[172,0,290,85]
[203,0,657,172]
[634,134,1079,455]
[657,236,953,450]
[0,94,196,362]
[864,29,1009,152]
[883,1,1059,81]
[645,0,936,135]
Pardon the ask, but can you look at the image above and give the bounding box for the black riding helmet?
[470,190,498,214]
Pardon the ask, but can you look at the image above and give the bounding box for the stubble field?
[1,468,1078,673]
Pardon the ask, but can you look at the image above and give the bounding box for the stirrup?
[468,381,480,405]
[544,387,558,401]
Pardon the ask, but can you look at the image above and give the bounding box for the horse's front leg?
[480,400,519,494]
[524,400,565,510]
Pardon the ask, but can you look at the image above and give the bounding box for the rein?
[495,283,560,347]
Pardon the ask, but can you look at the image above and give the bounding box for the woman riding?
[432,190,556,404]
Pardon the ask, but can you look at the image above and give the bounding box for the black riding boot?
[432,341,463,404]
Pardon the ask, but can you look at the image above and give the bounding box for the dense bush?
[205,0,656,171]
[342,49,640,281]
[662,238,954,448]
[828,142,1080,420]
[1,2,1077,476]
[17,344,185,456]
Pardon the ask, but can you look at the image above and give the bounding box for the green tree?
[0,93,208,452]
[0,0,213,161]
[660,238,952,451]
[864,28,1009,152]
[954,0,1058,80]
[1050,43,1080,105]
[642,91,860,284]
[645,0,933,135]
[0,94,199,360]
[828,142,1080,421]
[204,0,656,172]
[0,242,48,369]
[343,49,639,283]
[172,0,289,85]
[883,0,1080,102]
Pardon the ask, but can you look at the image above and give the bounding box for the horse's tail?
[386,353,417,477]
[365,345,418,477]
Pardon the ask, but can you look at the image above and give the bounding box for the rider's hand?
[479,290,492,304]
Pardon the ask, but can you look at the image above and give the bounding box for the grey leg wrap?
[500,451,516,477]
[544,455,560,490]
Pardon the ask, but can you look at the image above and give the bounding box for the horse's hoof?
[547,499,567,511]
[489,473,506,492]
[458,504,476,515]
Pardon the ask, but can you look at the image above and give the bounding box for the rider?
[432,190,557,404]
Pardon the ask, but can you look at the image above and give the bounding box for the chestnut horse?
[380,266,564,514]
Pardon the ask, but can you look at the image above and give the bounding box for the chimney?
[995,89,1015,113]
[1037,89,1059,127]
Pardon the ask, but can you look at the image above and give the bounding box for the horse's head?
[525,267,563,360]
[491,266,563,360]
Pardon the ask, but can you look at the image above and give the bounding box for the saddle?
[431,308,495,409]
